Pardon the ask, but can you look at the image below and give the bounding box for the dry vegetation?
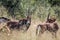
[0,19,60,40]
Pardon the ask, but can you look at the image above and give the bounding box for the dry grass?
[0,19,60,40]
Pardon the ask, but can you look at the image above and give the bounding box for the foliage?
[0,0,60,20]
